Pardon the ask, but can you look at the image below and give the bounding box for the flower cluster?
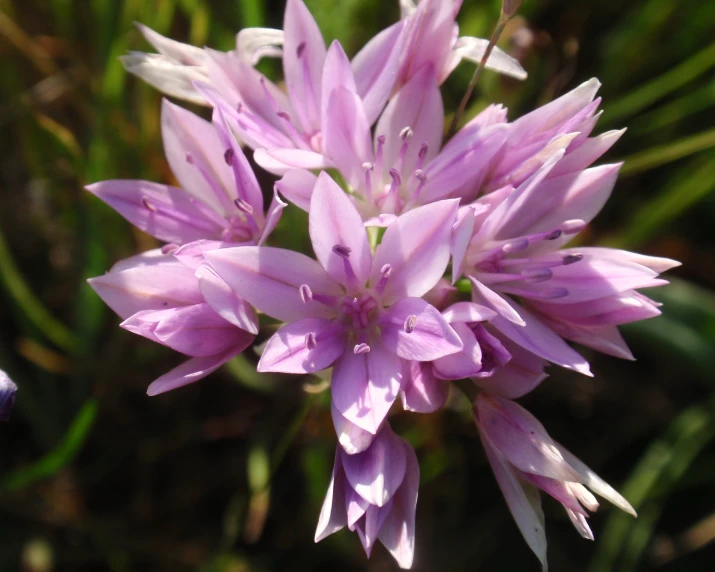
[88,0,679,568]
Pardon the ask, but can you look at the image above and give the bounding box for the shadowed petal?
[432,322,483,379]
[206,246,343,322]
[380,298,462,361]
[258,318,347,373]
[332,403,377,454]
[283,0,326,133]
[475,394,582,482]
[86,180,224,244]
[400,360,448,413]
[146,347,245,396]
[310,172,372,285]
[372,199,458,305]
[332,344,402,434]
[341,425,407,507]
[480,433,548,570]
[377,440,420,569]
[315,450,348,542]
[275,169,318,212]
[196,264,258,334]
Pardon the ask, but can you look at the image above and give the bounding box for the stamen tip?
[404,314,417,333]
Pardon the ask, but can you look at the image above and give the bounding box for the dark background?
[1,0,714,570]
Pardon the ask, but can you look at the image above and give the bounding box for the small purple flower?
[88,249,256,395]
[87,100,284,248]
[206,172,462,442]
[474,393,636,569]
[0,369,18,422]
[315,423,419,569]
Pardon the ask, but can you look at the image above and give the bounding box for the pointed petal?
[173,240,237,270]
[122,303,252,357]
[310,172,372,285]
[454,36,527,80]
[257,188,288,246]
[195,264,258,334]
[380,297,463,361]
[475,394,583,482]
[315,450,348,542]
[120,53,208,105]
[341,425,407,507]
[162,99,235,213]
[206,246,343,322]
[136,23,206,65]
[322,87,373,190]
[88,259,201,320]
[146,348,239,396]
[571,247,681,274]
[331,344,402,434]
[375,64,444,177]
[321,41,358,125]
[377,439,419,569]
[489,298,592,376]
[432,322,483,379]
[372,199,459,305]
[351,21,405,124]
[566,508,594,540]
[451,206,476,283]
[283,0,326,133]
[258,318,346,373]
[253,147,333,176]
[275,169,317,212]
[424,124,509,205]
[442,301,497,323]
[86,180,224,244]
[400,360,448,413]
[470,277,526,326]
[332,403,376,454]
[555,443,637,517]
[549,129,626,178]
[236,27,284,65]
[479,432,548,570]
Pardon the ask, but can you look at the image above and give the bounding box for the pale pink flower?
[206,172,462,446]
[316,423,419,569]
[475,393,636,569]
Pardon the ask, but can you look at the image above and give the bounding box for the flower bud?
[0,369,18,421]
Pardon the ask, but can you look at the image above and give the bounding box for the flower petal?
[555,442,637,517]
[374,64,443,177]
[331,344,402,434]
[480,433,548,570]
[454,36,527,80]
[315,449,348,542]
[146,348,240,396]
[310,172,372,285]
[351,21,404,124]
[86,180,224,244]
[400,360,448,413]
[469,277,526,326]
[380,297,462,361]
[161,99,236,214]
[377,439,420,569]
[236,27,284,65]
[283,0,326,133]
[275,169,318,212]
[196,264,258,334]
[341,424,407,507]
[442,301,497,324]
[332,403,376,454]
[432,322,483,379]
[475,394,583,482]
[258,318,346,373]
[88,258,201,320]
[120,53,208,105]
[206,246,343,322]
[253,147,333,176]
[371,199,458,305]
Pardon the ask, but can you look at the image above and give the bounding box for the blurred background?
[0,0,714,570]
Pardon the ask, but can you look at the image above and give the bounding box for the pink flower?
[474,393,636,569]
[276,53,508,223]
[357,0,526,94]
[315,423,419,569]
[206,172,462,443]
[88,249,256,395]
[87,100,284,248]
